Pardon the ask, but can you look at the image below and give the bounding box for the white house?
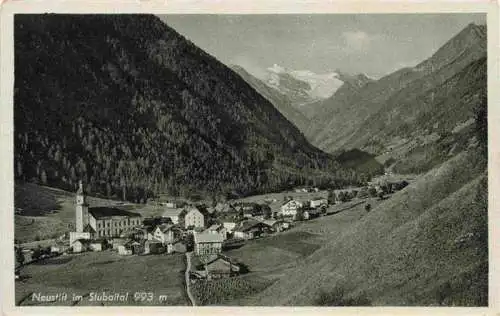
[280,199,303,218]
[72,239,91,253]
[89,241,104,252]
[310,198,328,208]
[153,224,175,244]
[117,245,132,255]
[193,232,224,256]
[183,208,204,229]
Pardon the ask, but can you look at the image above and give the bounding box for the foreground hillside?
[14,14,358,203]
[244,150,487,306]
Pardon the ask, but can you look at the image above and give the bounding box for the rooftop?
[89,207,141,219]
[194,232,224,243]
[162,208,184,217]
[156,223,175,233]
[235,218,273,232]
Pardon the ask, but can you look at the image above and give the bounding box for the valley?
[13,13,488,307]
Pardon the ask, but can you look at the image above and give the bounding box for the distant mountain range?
[305,22,486,173]
[244,64,355,109]
[14,14,363,202]
[230,65,311,134]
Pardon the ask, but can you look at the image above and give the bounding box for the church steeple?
[77,180,85,195]
[75,180,89,232]
[76,180,87,206]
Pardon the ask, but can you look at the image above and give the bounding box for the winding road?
[185,252,196,306]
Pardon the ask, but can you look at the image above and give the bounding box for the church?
[74,181,142,239]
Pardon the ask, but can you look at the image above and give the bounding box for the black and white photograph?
[4,4,494,309]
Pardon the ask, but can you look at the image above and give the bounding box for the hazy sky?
[159,14,485,78]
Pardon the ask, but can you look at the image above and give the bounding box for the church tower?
[75,180,89,232]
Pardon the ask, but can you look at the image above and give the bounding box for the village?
[14,177,410,305]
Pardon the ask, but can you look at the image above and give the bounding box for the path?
[185,252,196,306]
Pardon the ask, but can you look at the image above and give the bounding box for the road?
[185,252,196,306]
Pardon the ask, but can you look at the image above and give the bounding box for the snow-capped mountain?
[289,70,344,99]
[262,64,344,107]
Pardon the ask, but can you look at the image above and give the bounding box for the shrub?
[368,187,377,197]
[315,286,371,306]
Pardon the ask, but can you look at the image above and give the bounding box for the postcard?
[1,0,498,315]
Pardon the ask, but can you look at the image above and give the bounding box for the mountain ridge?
[305,22,486,174]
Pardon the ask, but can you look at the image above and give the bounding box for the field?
[191,275,273,306]
[15,251,189,306]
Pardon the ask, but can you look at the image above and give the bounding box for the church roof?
[88,207,141,219]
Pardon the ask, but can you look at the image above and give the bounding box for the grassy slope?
[244,150,487,306]
[15,183,165,243]
[16,251,189,306]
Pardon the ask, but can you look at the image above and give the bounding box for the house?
[233,219,273,240]
[215,203,234,213]
[204,224,228,241]
[74,181,142,239]
[193,232,224,256]
[161,202,177,208]
[120,226,149,240]
[50,242,69,254]
[126,240,145,255]
[271,219,292,232]
[72,239,91,253]
[88,207,142,238]
[144,240,166,254]
[310,198,328,209]
[69,232,91,246]
[183,208,204,229]
[253,215,265,221]
[117,245,133,256]
[162,208,184,225]
[194,254,240,279]
[153,224,175,244]
[111,238,129,250]
[21,249,34,263]
[280,199,303,218]
[307,209,322,219]
[89,240,105,252]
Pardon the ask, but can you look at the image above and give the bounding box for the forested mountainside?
[306,23,486,173]
[14,14,361,203]
[230,65,311,136]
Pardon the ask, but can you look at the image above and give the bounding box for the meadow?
[16,251,189,306]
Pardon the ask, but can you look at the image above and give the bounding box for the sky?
[159,14,486,79]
